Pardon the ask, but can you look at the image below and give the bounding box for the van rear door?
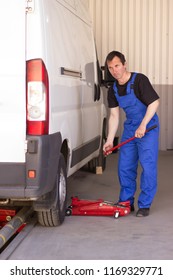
[0,1,26,163]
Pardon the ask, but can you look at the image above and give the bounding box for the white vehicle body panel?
[0,0,106,201]
[0,1,26,162]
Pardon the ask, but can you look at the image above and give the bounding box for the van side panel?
[75,14,102,141]
[41,0,105,175]
[41,1,85,173]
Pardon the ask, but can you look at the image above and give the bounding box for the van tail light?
[26,59,49,135]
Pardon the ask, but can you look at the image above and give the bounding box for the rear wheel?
[85,122,107,173]
[37,153,67,226]
[96,127,107,172]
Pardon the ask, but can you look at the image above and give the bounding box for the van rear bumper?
[0,132,62,199]
[0,163,26,197]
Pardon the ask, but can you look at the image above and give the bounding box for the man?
[103,51,160,217]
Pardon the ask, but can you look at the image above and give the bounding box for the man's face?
[107,56,126,80]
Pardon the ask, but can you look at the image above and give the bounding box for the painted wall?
[88,0,173,150]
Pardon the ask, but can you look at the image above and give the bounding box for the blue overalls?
[113,73,159,208]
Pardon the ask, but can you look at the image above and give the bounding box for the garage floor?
[7,151,173,260]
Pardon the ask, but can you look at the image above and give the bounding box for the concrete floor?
[8,151,173,260]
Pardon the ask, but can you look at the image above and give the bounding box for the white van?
[0,0,107,226]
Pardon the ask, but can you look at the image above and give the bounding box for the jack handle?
[104,124,157,156]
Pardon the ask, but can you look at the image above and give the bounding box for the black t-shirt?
[107,72,159,108]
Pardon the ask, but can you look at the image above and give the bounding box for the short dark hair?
[106,51,126,65]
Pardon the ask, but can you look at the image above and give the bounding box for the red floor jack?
[66,197,131,219]
[0,208,16,228]
[66,125,157,219]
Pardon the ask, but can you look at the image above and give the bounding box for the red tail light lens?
[26,59,49,135]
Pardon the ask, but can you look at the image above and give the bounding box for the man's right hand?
[103,141,113,156]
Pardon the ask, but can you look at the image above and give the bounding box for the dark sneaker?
[136,208,150,217]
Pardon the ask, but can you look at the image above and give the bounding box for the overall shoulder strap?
[126,72,137,94]
[113,81,118,95]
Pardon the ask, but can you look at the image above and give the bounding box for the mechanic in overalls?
[103,51,160,217]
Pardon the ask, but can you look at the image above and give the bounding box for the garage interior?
[4,149,172,260]
[89,0,173,151]
[1,0,172,261]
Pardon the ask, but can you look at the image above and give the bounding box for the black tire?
[96,126,107,172]
[37,153,67,227]
[84,122,107,173]
[87,158,97,173]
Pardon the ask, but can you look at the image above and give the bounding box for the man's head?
[106,51,127,81]
[106,51,126,65]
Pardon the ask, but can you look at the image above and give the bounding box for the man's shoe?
[136,208,150,217]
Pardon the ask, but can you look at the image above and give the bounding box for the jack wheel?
[66,208,72,216]
[114,211,119,219]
